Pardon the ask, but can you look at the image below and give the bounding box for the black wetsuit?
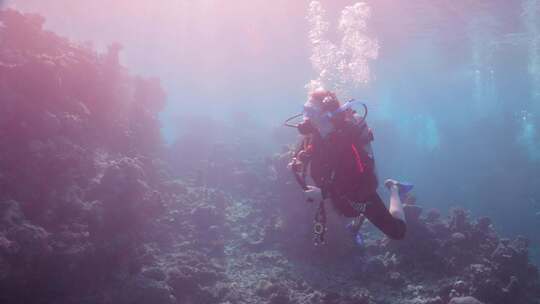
[300,120,406,240]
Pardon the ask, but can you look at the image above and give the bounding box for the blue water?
[368,0,540,264]
[168,0,540,261]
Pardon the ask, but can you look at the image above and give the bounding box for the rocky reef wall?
[0,9,169,303]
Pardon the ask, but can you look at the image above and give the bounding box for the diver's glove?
[304,185,323,203]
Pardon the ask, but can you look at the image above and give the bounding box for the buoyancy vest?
[294,120,377,217]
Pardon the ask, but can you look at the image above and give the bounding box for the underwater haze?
[1,1,540,303]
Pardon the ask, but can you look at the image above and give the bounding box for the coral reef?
[0,9,168,303]
[1,8,539,304]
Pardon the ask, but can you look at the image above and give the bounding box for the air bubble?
[306,1,379,97]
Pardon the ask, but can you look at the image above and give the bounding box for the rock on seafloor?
[448,296,484,304]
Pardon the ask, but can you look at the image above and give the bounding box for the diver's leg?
[387,183,406,222]
[384,179,414,223]
[363,192,406,240]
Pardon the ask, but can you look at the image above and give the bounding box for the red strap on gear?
[351,144,365,173]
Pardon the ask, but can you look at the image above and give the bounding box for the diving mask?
[284,99,368,135]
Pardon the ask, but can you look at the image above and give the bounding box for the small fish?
[536,211,540,217]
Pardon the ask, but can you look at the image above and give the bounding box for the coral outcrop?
[0,9,168,303]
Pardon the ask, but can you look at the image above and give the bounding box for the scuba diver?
[285,88,413,245]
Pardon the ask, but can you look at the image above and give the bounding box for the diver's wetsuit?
[300,120,406,240]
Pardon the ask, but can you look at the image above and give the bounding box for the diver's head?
[300,89,342,137]
[308,88,340,113]
[284,89,368,137]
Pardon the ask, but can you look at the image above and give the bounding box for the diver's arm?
[289,137,325,202]
[293,137,306,157]
[304,185,323,202]
[299,159,324,202]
